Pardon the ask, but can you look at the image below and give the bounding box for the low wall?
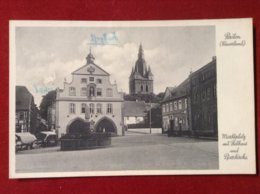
[127,128,162,134]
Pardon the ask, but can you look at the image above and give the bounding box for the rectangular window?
[81,78,87,83]
[19,112,24,120]
[185,99,187,109]
[81,103,86,113]
[96,79,102,84]
[106,88,113,97]
[170,102,173,112]
[89,77,94,82]
[69,103,75,114]
[166,103,169,112]
[202,90,206,101]
[96,104,102,114]
[207,87,211,100]
[89,103,95,114]
[81,87,87,96]
[107,104,113,114]
[213,84,216,98]
[174,101,177,110]
[162,104,165,113]
[69,87,76,96]
[178,100,182,110]
[97,88,102,96]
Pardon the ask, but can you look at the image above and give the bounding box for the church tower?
[129,44,154,95]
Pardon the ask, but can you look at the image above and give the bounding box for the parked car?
[15,132,37,151]
[35,131,58,147]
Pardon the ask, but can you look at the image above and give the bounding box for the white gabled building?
[55,50,124,137]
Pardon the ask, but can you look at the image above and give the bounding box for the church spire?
[134,43,147,77]
[138,43,144,59]
[86,47,95,64]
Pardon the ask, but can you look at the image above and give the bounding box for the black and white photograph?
[9,19,255,178]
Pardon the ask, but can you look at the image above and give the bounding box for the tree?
[144,105,162,128]
[123,93,164,103]
[39,90,56,120]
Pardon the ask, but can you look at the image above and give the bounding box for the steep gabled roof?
[162,78,189,103]
[16,86,33,110]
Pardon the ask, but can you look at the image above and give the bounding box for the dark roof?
[123,101,148,117]
[161,57,216,103]
[191,57,216,76]
[16,86,33,110]
[162,78,189,102]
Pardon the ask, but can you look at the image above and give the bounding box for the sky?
[15,25,215,106]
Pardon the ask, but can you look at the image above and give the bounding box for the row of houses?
[161,56,217,138]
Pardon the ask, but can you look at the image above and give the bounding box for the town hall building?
[129,44,154,95]
[55,49,124,137]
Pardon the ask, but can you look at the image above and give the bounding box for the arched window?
[89,86,95,97]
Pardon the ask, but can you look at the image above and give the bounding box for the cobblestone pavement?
[16,132,219,173]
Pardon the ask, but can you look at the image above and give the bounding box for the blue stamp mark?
[88,32,118,46]
[34,84,56,94]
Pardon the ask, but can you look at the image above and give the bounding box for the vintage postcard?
[9,19,255,178]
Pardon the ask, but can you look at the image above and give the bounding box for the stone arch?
[94,116,117,134]
[66,117,90,134]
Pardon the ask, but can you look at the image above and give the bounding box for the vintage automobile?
[15,132,37,151]
[35,131,58,147]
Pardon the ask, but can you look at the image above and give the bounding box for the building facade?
[161,56,217,138]
[16,86,39,134]
[161,79,191,135]
[129,44,153,95]
[190,57,217,137]
[55,50,124,137]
